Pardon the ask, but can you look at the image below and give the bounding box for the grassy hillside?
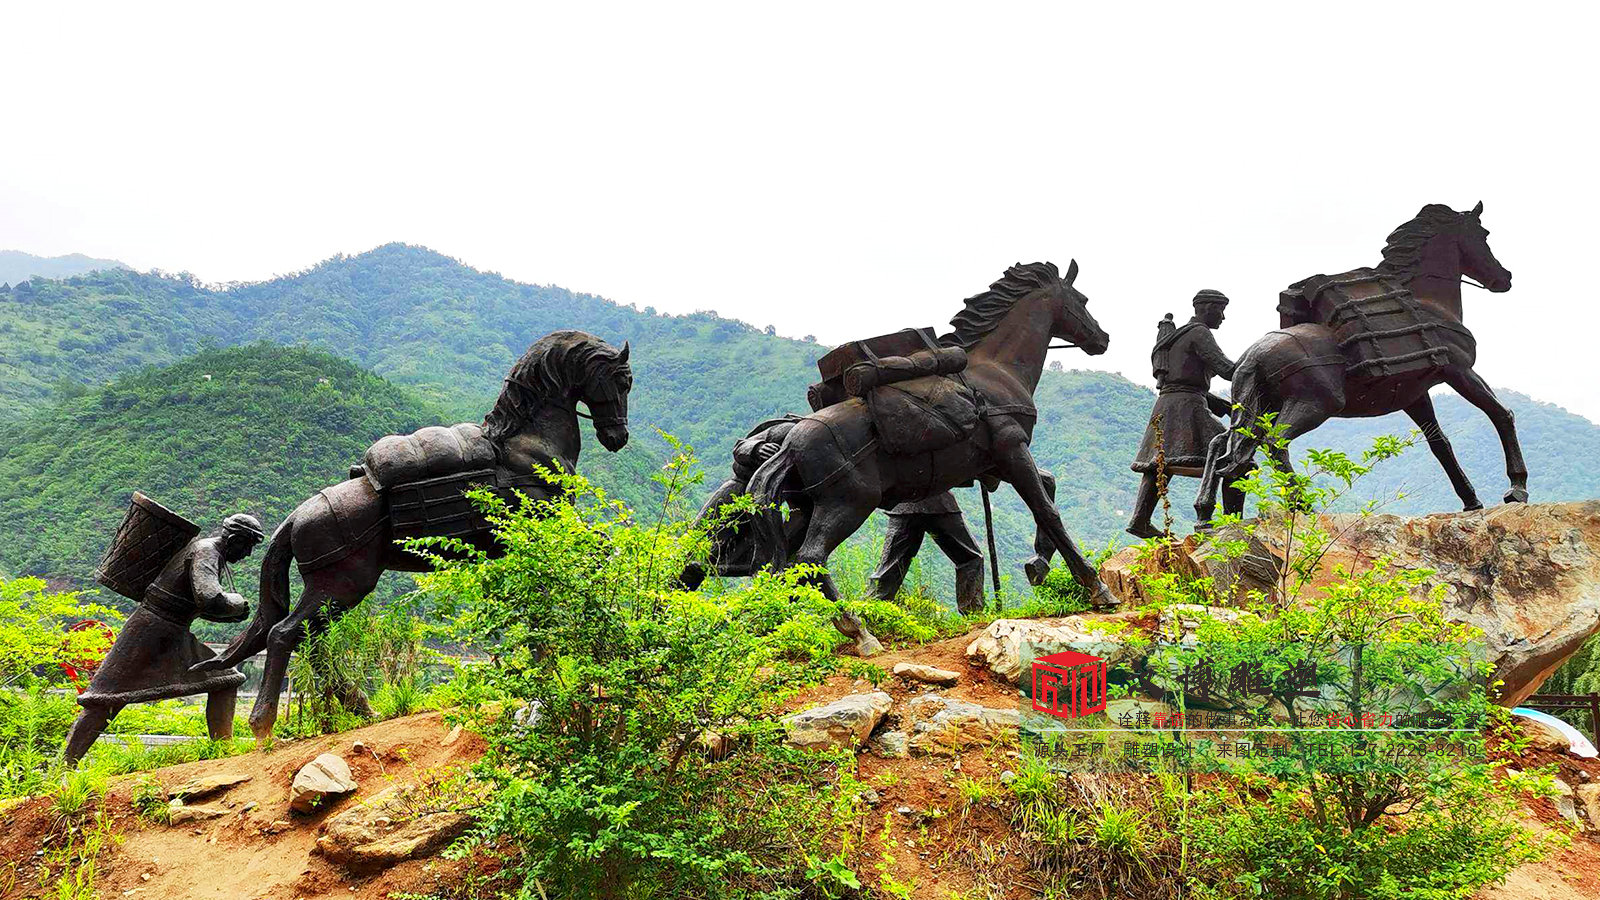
[0,249,125,288]
[1,244,1597,599]
[0,344,440,595]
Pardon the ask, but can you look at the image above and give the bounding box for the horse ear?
[1471,201,1484,217]
[618,341,630,364]
[1065,259,1079,286]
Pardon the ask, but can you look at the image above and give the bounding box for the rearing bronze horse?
[749,261,1119,617]
[197,331,634,740]
[1196,203,1519,522]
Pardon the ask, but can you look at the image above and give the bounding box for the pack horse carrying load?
[195,330,636,741]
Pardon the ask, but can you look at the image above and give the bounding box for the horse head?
[485,331,635,453]
[1383,202,1512,296]
[1052,259,1111,355]
[580,340,633,452]
[1456,201,1513,293]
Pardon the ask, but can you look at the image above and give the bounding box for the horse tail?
[196,514,295,671]
[747,445,797,571]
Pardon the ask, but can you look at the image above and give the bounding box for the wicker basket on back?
[94,492,199,602]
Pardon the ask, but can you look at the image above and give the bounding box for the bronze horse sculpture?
[1196,203,1519,522]
[197,331,634,740]
[748,261,1119,618]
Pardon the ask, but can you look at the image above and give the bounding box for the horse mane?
[1377,204,1469,281]
[941,261,1063,349]
[482,330,624,444]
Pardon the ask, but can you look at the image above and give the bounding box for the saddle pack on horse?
[1277,267,1477,378]
[811,328,978,456]
[354,423,532,543]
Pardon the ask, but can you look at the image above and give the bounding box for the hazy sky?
[3,4,1595,420]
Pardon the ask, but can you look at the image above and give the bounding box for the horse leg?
[1402,394,1482,510]
[1444,368,1529,503]
[248,586,330,742]
[1199,425,1258,523]
[1024,469,1057,585]
[992,435,1116,606]
[795,499,882,656]
[1262,398,1333,512]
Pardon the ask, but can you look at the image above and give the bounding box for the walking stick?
[981,484,1001,605]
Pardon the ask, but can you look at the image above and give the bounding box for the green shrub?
[1139,423,1559,898]
[414,452,865,899]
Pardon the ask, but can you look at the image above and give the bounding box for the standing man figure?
[1127,289,1237,539]
[62,513,266,764]
[868,492,986,614]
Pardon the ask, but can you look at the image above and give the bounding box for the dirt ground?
[3,711,483,900]
[4,624,1598,899]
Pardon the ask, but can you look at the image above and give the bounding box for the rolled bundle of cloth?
[843,346,968,397]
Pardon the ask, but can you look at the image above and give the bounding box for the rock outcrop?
[1097,501,1600,706]
[966,616,1143,684]
[784,692,893,751]
[290,753,359,814]
[904,695,1019,755]
[315,785,473,871]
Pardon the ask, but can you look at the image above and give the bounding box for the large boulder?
[290,753,359,814]
[1316,502,1600,706]
[1101,502,1600,707]
[783,692,893,751]
[315,785,473,871]
[904,695,1020,755]
[966,616,1142,684]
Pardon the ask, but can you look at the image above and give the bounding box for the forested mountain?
[0,249,125,288]
[2,244,1598,600]
[0,345,440,590]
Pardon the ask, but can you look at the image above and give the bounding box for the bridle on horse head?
[503,369,630,429]
[575,374,629,429]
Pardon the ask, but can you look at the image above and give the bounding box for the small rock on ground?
[784,692,893,751]
[892,662,960,687]
[168,803,230,825]
[167,772,251,802]
[290,753,359,814]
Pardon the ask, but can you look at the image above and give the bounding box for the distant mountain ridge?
[2,243,1598,595]
[0,249,125,287]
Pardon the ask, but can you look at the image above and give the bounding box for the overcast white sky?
[2,3,1595,420]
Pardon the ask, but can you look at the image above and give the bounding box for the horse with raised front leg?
[746,261,1117,650]
[1196,202,1519,523]
[195,330,634,741]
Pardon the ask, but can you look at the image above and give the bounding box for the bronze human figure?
[196,331,634,740]
[867,492,985,614]
[679,415,807,590]
[748,261,1118,622]
[63,509,265,764]
[1196,203,1519,522]
[1127,291,1236,538]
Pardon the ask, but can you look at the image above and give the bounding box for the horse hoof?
[1463,499,1484,512]
[1091,583,1120,609]
[249,718,274,745]
[1504,487,1529,504]
[1024,556,1050,586]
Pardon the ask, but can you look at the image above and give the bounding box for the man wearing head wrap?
[62,513,266,764]
[1127,290,1237,539]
